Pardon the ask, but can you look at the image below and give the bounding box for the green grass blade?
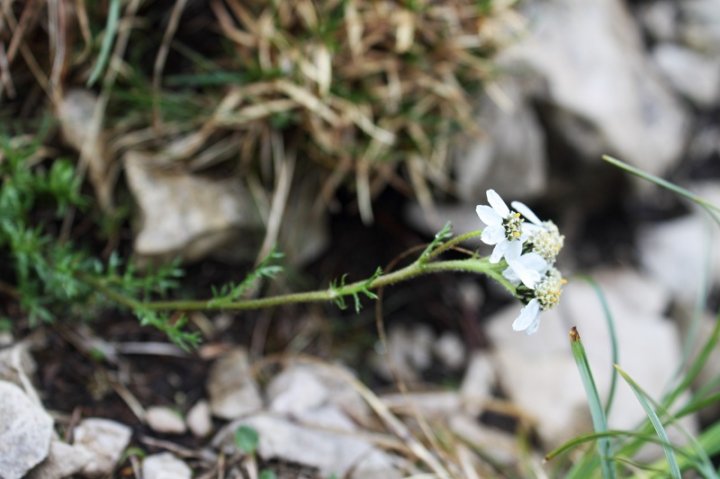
[663,311,720,409]
[546,430,687,462]
[87,0,121,87]
[569,327,616,479]
[582,276,619,417]
[602,155,720,226]
[615,365,681,479]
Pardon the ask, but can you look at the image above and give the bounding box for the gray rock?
[186,400,212,438]
[142,453,192,479]
[460,352,495,416]
[636,1,678,42]
[503,0,688,175]
[0,381,54,479]
[653,43,720,107]
[207,348,263,420]
[0,342,36,387]
[124,151,263,262]
[433,332,466,370]
[373,324,435,382]
[678,0,720,54]
[485,268,690,447]
[73,418,132,477]
[27,439,93,479]
[639,208,720,303]
[267,366,329,416]
[145,406,186,435]
[448,414,520,466]
[454,79,546,203]
[213,413,401,478]
[56,90,115,210]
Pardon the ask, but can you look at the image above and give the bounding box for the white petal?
[503,240,522,261]
[487,189,510,218]
[476,205,502,226]
[512,299,540,331]
[502,265,521,285]
[511,201,543,226]
[481,225,505,245]
[516,252,548,275]
[516,266,541,289]
[525,314,542,335]
[489,241,509,263]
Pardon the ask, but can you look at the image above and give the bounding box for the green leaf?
[569,327,615,479]
[234,425,260,455]
[87,0,121,86]
[582,276,619,417]
[615,365,681,479]
[259,471,277,479]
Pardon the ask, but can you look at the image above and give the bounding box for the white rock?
[0,381,54,479]
[433,332,466,370]
[373,324,435,382]
[214,414,401,478]
[73,418,132,477]
[142,453,192,479]
[678,0,720,54]
[460,352,495,416]
[636,1,678,42]
[186,400,212,437]
[503,0,688,175]
[0,342,36,387]
[267,366,329,416]
[639,210,720,304]
[448,414,520,466]
[454,79,546,203]
[124,151,262,262]
[56,89,114,210]
[653,43,720,107]
[290,364,371,424]
[294,404,357,432]
[207,348,263,420]
[145,406,186,435]
[27,439,93,479]
[485,268,690,447]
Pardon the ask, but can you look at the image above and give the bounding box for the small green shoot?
[234,425,260,455]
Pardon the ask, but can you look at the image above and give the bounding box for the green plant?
[544,157,720,478]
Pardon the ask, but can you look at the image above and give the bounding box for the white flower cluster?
[476,190,566,335]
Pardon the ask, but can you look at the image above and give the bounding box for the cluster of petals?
[476,189,565,335]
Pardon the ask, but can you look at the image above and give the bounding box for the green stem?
[88,256,513,313]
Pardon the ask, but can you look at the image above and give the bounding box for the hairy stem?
[87,255,513,314]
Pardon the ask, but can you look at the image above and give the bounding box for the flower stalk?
[85,234,514,314]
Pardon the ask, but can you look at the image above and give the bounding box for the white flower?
[512,268,566,335]
[511,201,565,264]
[502,240,547,289]
[476,190,526,263]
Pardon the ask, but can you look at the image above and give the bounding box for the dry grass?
[1,0,521,222]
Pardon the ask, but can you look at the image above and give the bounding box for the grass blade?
[602,155,720,226]
[614,365,681,479]
[87,0,121,86]
[582,276,619,417]
[569,327,616,479]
